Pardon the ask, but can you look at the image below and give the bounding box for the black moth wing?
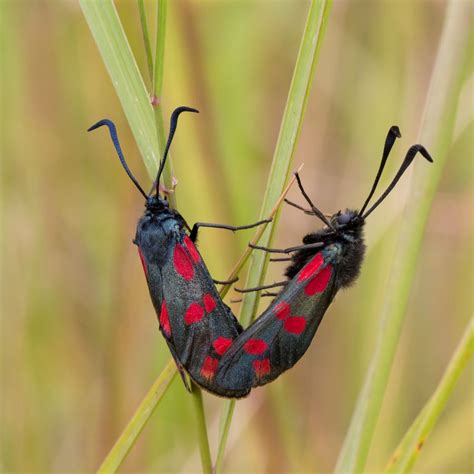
[135,211,245,393]
[212,246,341,398]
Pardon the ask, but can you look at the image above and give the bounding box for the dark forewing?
[213,249,340,397]
[139,232,246,394]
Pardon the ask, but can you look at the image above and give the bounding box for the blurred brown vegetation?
[1,1,472,472]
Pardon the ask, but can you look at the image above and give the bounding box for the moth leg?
[212,276,239,285]
[285,199,331,217]
[235,281,287,293]
[269,257,292,262]
[294,172,336,231]
[262,292,279,297]
[176,365,192,393]
[190,218,272,242]
[166,344,192,392]
[284,198,313,214]
[249,242,324,254]
[230,287,280,300]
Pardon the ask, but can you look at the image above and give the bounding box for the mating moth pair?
[89,107,432,399]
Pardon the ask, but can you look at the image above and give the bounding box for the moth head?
[331,209,364,231]
[145,195,169,212]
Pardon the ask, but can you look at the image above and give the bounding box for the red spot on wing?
[184,303,205,325]
[298,253,324,282]
[274,301,291,320]
[284,316,306,334]
[173,243,194,281]
[203,294,217,313]
[304,265,332,295]
[200,356,219,379]
[184,235,201,263]
[253,358,271,377]
[244,339,268,355]
[213,337,232,355]
[160,300,171,336]
[138,248,148,276]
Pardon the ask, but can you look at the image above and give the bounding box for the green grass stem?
[384,317,473,473]
[190,384,213,474]
[153,0,167,99]
[97,359,177,473]
[215,1,333,471]
[82,1,208,469]
[151,0,174,207]
[136,0,174,207]
[137,0,154,84]
[334,3,473,472]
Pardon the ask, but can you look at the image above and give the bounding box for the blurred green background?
[1,1,472,472]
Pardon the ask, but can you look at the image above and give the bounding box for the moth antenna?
[88,119,148,199]
[362,144,433,219]
[294,173,336,231]
[358,125,401,216]
[150,106,199,196]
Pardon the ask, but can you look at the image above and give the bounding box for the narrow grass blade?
[384,317,473,473]
[153,0,167,99]
[97,359,177,473]
[239,0,332,329]
[215,1,333,471]
[135,0,173,206]
[151,0,175,207]
[190,385,213,474]
[80,0,160,179]
[137,0,154,84]
[334,4,473,472]
[191,389,211,473]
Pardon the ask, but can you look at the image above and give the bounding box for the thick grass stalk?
[334,3,472,472]
[384,317,474,473]
[215,1,333,471]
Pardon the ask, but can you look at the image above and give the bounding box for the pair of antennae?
[358,127,432,218]
[87,106,199,200]
[89,110,432,221]
[295,126,433,227]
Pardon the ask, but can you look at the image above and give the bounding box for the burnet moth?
[88,107,270,395]
[206,126,433,397]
